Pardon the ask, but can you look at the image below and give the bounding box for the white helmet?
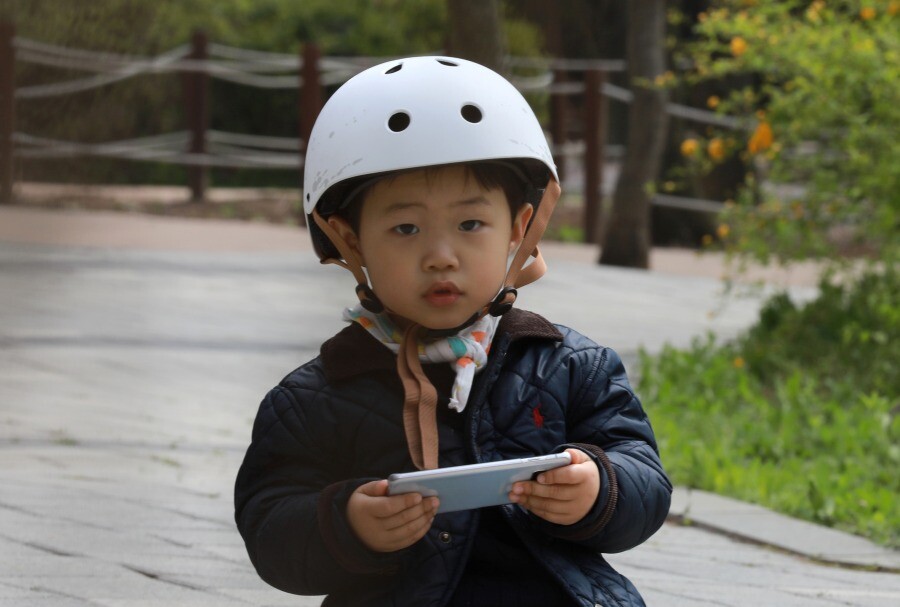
[303,55,558,261]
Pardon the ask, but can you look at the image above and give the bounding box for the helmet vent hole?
[388,111,411,132]
[461,104,483,123]
[385,63,403,74]
[437,59,458,67]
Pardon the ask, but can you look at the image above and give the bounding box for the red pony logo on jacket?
[532,404,544,428]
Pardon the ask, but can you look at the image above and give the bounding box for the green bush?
[638,266,899,547]
[673,0,900,266]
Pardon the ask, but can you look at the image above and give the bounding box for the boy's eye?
[459,220,483,232]
[393,224,419,235]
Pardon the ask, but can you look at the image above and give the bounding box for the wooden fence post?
[299,43,321,158]
[583,69,607,244]
[186,30,208,201]
[549,68,567,182]
[0,21,15,204]
[297,42,322,225]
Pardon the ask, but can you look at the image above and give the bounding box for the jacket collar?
[321,308,563,383]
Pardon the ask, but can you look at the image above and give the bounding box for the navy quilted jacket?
[235,309,671,606]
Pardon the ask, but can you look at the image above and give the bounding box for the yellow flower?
[663,181,677,192]
[860,7,876,20]
[890,2,899,17]
[653,71,675,87]
[733,356,746,369]
[748,121,773,154]
[708,138,726,161]
[717,224,731,239]
[807,0,825,21]
[701,234,714,247]
[707,95,720,109]
[681,138,699,157]
[730,37,748,57]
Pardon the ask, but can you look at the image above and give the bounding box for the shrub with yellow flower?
[675,0,899,267]
[730,36,748,57]
[748,121,773,154]
[708,138,726,161]
[680,138,699,157]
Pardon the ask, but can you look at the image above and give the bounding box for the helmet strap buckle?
[488,287,517,317]
[356,284,385,313]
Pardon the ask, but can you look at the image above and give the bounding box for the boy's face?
[328,166,533,331]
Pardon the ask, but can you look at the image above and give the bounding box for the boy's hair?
[334,161,529,234]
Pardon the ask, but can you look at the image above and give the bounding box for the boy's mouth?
[424,282,462,306]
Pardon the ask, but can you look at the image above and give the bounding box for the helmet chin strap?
[313,179,560,469]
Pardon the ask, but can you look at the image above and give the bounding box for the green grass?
[638,266,899,548]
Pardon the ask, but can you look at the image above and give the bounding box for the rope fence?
[0,23,730,219]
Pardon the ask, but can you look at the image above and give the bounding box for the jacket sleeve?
[234,378,408,595]
[533,344,672,552]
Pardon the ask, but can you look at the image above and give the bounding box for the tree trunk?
[447,0,506,73]
[599,0,669,268]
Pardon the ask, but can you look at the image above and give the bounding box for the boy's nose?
[422,240,459,272]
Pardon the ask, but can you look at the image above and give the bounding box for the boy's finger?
[370,492,423,519]
[382,500,437,532]
[386,513,435,548]
[514,480,574,502]
[537,463,586,486]
[564,448,591,465]
[514,493,571,517]
[356,479,390,497]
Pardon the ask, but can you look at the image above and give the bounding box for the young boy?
[235,56,671,607]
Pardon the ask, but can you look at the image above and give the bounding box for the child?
[235,56,671,607]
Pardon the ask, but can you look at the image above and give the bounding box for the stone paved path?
[1,207,898,606]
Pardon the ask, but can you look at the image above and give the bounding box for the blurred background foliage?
[670,0,899,266]
[2,0,542,187]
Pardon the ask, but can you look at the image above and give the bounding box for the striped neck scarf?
[343,305,498,413]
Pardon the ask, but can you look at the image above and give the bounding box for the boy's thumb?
[357,479,390,497]
[566,448,590,465]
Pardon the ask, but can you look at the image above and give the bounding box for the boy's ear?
[509,203,534,252]
[326,215,365,264]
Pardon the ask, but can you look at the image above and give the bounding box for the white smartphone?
[387,452,572,513]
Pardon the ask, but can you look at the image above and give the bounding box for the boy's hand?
[346,479,439,552]
[508,448,600,526]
